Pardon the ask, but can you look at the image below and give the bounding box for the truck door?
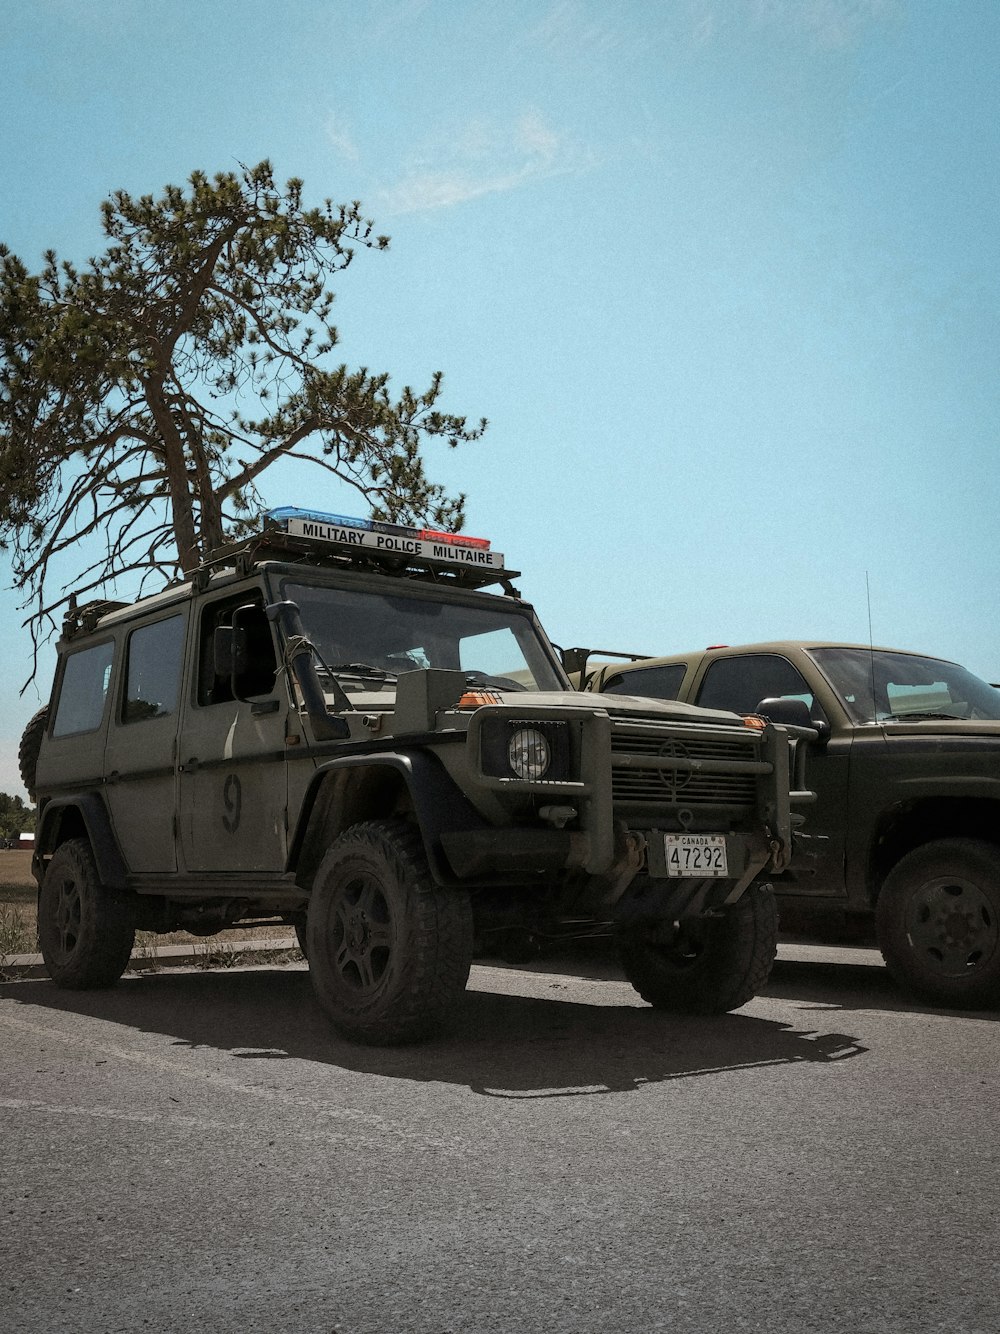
[103,611,187,873]
[176,590,289,874]
[693,652,851,897]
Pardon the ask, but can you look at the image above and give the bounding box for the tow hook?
[768,835,788,873]
[599,827,647,905]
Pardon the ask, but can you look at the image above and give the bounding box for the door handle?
[179,757,200,773]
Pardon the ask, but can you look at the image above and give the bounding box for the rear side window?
[122,616,185,723]
[603,662,686,700]
[52,641,115,738]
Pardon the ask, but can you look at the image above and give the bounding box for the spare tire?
[18,706,48,802]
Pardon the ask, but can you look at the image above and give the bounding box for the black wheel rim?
[904,873,999,978]
[50,874,83,966]
[331,872,393,994]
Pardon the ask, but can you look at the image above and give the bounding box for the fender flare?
[289,749,488,885]
[35,792,128,890]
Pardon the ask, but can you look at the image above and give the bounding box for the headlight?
[508,727,550,780]
[478,717,576,782]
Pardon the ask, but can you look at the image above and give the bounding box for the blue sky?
[1,0,998,796]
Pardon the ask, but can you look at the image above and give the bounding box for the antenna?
[866,571,877,723]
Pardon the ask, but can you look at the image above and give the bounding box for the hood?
[882,718,1000,739]
[503,689,751,729]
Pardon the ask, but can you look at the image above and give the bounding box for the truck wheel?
[37,839,136,988]
[306,819,473,1045]
[18,706,48,802]
[876,839,1000,1008]
[618,883,778,1014]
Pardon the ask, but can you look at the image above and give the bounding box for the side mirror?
[756,696,830,742]
[560,647,591,677]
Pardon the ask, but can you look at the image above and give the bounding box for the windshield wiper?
[464,670,528,692]
[883,711,963,722]
[321,661,397,682]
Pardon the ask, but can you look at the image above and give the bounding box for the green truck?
[570,639,1000,1009]
[22,511,811,1044]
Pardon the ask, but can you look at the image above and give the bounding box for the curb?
[0,936,303,980]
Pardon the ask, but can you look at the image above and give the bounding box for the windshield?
[810,647,1000,724]
[282,580,564,694]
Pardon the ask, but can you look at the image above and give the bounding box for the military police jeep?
[25,509,810,1045]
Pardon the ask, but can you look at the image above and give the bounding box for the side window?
[697,654,825,720]
[52,641,116,737]
[197,593,278,706]
[603,663,686,700]
[122,616,185,723]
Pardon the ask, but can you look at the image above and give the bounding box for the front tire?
[876,839,1000,1008]
[619,883,778,1014]
[38,839,136,988]
[306,820,473,1045]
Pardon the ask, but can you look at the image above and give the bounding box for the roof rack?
[195,524,522,596]
[61,596,131,640]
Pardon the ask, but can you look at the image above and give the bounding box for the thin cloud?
[753,0,903,50]
[380,112,594,215]
[526,0,630,59]
[324,113,360,162]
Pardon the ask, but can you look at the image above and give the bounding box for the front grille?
[610,727,764,809]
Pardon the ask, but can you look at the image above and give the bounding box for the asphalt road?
[2,948,998,1334]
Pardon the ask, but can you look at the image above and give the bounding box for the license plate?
[664,834,728,877]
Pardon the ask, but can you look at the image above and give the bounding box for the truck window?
[603,663,686,700]
[196,593,277,705]
[697,654,821,719]
[51,641,115,737]
[122,616,185,723]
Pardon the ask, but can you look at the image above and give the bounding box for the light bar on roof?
[264,507,505,570]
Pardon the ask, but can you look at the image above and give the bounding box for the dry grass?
[0,848,298,954]
[0,903,35,968]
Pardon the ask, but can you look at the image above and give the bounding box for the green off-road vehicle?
[571,640,1000,1009]
[22,510,811,1044]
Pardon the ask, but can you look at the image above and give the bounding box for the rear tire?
[876,839,1000,1008]
[306,819,473,1045]
[619,883,778,1014]
[37,839,136,988]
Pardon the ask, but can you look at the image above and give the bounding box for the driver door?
[176,590,290,874]
[693,651,851,897]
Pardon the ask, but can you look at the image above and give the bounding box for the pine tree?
[0,161,485,677]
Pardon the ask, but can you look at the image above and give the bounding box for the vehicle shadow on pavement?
[500,946,1000,1025]
[1,965,870,1099]
[763,957,1000,1022]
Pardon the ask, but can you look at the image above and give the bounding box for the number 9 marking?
[222,773,242,834]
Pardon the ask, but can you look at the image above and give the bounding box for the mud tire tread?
[18,706,48,802]
[306,819,473,1046]
[37,838,136,989]
[619,883,778,1014]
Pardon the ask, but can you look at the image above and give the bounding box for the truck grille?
[609,727,764,809]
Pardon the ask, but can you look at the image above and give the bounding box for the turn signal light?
[457,690,504,709]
